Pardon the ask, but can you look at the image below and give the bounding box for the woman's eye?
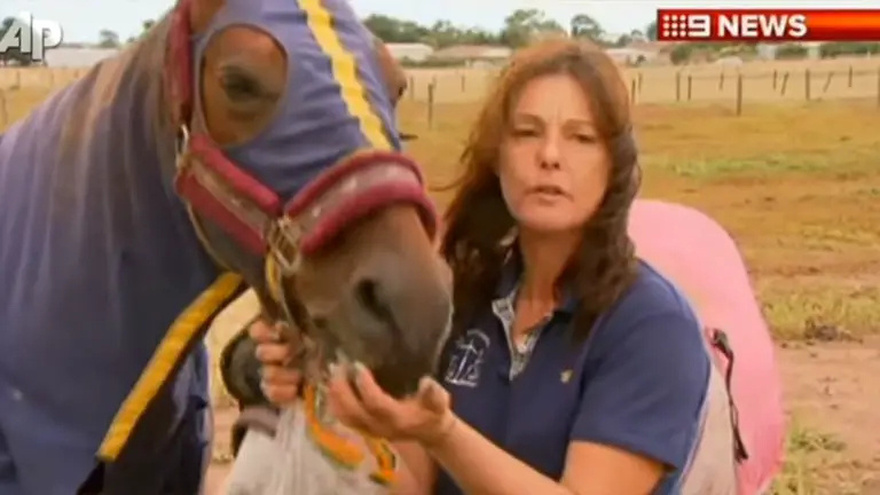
[574,134,597,144]
[512,128,539,138]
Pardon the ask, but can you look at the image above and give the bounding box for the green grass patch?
[759,282,879,340]
[772,418,847,495]
[651,154,829,178]
[644,149,876,179]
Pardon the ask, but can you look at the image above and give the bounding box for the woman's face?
[498,73,611,234]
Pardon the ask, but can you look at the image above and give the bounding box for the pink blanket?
[630,199,785,494]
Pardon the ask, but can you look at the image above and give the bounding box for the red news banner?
[656,9,880,42]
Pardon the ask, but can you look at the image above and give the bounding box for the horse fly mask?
[165,0,438,346]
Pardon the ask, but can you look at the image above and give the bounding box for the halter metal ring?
[175,124,191,165]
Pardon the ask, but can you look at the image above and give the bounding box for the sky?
[3,0,878,44]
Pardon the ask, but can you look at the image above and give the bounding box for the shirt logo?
[443,328,490,388]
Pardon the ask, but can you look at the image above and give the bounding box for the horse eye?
[219,71,265,102]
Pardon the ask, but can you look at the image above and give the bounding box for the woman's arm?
[424,419,665,495]
[391,441,437,495]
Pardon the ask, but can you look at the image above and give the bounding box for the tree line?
[362,9,655,48]
[110,9,657,50]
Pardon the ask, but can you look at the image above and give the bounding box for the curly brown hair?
[439,38,642,342]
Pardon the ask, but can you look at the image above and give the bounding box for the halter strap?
[166,0,194,132]
[164,0,237,272]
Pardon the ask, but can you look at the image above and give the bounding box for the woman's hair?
[439,37,642,342]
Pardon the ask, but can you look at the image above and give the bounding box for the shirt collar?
[492,244,578,316]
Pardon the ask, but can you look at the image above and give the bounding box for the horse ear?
[188,0,225,33]
[371,37,408,105]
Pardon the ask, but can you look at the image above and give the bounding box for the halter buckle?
[267,216,303,276]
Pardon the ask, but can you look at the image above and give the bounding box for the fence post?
[687,74,693,101]
[427,82,435,129]
[735,73,743,116]
[780,72,790,96]
[630,78,637,104]
[408,76,414,100]
[460,73,465,92]
[15,69,21,88]
[822,72,834,94]
[0,89,7,127]
[637,72,643,93]
[675,71,681,101]
[772,69,778,90]
[847,65,853,88]
[805,68,811,101]
[718,71,725,91]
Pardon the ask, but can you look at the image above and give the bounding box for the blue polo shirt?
[435,258,710,494]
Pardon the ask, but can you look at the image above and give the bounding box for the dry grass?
[397,57,880,105]
[3,65,878,493]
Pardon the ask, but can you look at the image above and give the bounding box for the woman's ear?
[492,150,504,176]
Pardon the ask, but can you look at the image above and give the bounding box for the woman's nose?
[538,135,562,170]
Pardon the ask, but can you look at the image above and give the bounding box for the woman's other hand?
[248,319,302,406]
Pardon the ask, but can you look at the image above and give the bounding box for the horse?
[217,199,786,494]
[0,0,453,492]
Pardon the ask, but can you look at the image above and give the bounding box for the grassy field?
[2,65,879,493]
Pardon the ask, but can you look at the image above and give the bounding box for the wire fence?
[403,63,880,128]
[2,61,880,129]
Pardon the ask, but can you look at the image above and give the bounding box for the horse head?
[162,0,450,398]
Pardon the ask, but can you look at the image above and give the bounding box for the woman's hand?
[248,319,302,406]
[325,362,458,447]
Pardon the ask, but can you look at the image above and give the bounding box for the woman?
[252,38,737,494]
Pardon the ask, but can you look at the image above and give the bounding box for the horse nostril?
[354,278,393,323]
[312,316,329,331]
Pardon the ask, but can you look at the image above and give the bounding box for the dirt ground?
[774,338,880,494]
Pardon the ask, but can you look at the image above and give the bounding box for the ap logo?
[0,13,63,63]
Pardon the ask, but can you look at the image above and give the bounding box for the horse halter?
[163,0,437,322]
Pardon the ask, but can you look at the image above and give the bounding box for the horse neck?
[59,14,177,191]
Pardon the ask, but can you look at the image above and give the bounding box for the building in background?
[44,46,120,68]
[756,42,823,61]
[606,41,670,66]
[429,45,512,67]
[384,43,434,63]
[606,47,655,66]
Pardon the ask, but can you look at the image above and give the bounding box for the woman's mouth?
[530,185,568,198]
